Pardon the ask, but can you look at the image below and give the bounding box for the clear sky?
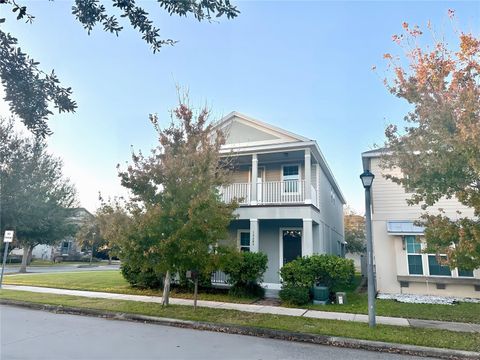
[1,1,479,214]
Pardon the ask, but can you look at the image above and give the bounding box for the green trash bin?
[312,285,329,305]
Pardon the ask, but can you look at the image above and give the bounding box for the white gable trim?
[214,111,310,143]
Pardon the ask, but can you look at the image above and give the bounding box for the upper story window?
[282,165,300,193]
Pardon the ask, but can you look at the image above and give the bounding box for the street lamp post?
[360,169,376,328]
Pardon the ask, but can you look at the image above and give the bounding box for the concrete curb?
[1,299,478,360]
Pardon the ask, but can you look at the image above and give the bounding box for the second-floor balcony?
[220,180,318,208]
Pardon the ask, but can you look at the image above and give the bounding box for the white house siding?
[366,155,479,298]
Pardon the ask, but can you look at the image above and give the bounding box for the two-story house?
[215,112,346,289]
[362,149,480,299]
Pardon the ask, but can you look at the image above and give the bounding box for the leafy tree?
[96,195,131,264]
[118,98,237,305]
[76,219,104,265]
[381,11,480,269]
[344,209,366,254]
[0,117,77,272]
[0,0,240,137]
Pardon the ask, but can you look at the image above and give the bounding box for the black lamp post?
[360,169,376,327]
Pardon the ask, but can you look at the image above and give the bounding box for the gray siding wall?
[317,167,344,255]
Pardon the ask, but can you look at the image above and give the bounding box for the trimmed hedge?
[121,263,164,289]
[279,285,310,305]
[220,249,268,297]
[280,254,355,292]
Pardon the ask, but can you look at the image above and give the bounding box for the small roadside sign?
[3,230,14,243]
[1,230,14,288]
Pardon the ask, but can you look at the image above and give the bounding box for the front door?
[282,229,302,265]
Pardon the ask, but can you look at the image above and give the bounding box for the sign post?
[0,230,14,289]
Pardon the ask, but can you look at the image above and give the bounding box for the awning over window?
[386,221,424,235]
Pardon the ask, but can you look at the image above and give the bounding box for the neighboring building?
[11,208,94,261]
[215,112,346,289]
[362,149,480,298]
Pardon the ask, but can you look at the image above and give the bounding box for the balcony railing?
[219,180,319,207]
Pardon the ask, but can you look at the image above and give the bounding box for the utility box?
[312,285,329,305]
[336,292,347,305]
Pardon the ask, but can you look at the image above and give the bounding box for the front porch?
[219,148,320,208]
[223,217,326,285]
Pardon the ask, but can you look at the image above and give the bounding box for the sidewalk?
[3,284,480,333]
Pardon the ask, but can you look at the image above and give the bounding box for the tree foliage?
[0,117,77,272]
[382,11,480,269]
[344,209,366,254]
[96,195,131,261]
[118,99,237,304]
[0,0,240,137]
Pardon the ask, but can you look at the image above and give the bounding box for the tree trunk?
[19,245,31,273]
[108,254,112,265]
[162,270,171,306]
[26,246,34,265]
[89,245,94,266]
[194,277,198,310]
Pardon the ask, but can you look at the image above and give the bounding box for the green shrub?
[280,254,354,291]
[219,249,268,297]
[279,285,310,305]
[121,262,164,289]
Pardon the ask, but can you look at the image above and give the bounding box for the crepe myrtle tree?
[118,97,237,305]
[381,10,480,269]
[0,117,77,272]
[0,0,240,137]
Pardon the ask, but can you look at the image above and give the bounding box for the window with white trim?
[239,231,250,252]
[282,165,300,193]
[406,235,423,275]
[404,235,476,277]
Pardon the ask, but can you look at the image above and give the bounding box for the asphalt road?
[0,306,437,360]
[3,264,120,274]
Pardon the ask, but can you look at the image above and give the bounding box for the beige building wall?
[368,156,479,298]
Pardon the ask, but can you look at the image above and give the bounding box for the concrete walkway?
[3,284,480,333]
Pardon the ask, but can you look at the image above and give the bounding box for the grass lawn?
[302,276,480,324]
[5,271,480,323]
[3,270,257,304]
[1,289,479,352]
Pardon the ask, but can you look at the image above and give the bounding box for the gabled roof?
[213,111,310,147]
[212,111,346,205]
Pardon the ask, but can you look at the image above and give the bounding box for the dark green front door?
[283,229,302,265]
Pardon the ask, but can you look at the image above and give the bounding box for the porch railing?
[220,180,319,206]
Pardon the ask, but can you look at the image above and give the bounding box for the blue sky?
[1,1,479,213]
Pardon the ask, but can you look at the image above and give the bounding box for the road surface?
[0,306,437,360]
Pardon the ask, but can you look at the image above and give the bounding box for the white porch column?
[302,218,313,256]
[251,154,258,205]
[249,219,259,252]
[304,148,311,204]
[315,163,320,208]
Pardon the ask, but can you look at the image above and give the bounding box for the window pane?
[458,269,474,277]
[240,247,250,252]
[283,165,299,176]
[408,255,423,275]
[428,256,451,276]
[406,236,421,254]
[240,232,250,246]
